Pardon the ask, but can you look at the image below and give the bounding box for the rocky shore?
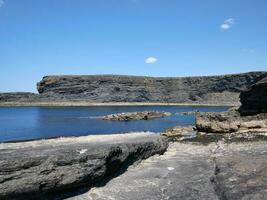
[0,73,266,199]
[99,111,171,121]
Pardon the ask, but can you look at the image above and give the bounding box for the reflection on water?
[0,106,229,142]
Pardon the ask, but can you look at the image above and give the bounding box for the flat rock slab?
[69,141,267,200]
[212,141,267,200]
[0,132,168,199]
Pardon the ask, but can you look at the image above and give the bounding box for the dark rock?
[239,76,267,115]
[0,133,168,200]
[35,72,267,105]
[99,111,171,121]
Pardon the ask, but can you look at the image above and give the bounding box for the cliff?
[36,71,267,105]
[239,76,267,115]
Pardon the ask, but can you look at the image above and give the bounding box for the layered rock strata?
[34,72,267,105]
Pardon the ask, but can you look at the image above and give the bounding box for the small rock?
[162,126,195,138]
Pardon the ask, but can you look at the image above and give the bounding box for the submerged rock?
[99,111,171,121]
[176,110,200,115]
[0,133,168,200]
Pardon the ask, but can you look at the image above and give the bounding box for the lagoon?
[0,106,229,142]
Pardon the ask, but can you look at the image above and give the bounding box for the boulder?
[196,111,267,133]
[196,111,241,133]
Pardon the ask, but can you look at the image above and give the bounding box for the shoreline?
[0,101,237,107]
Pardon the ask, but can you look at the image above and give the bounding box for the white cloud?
[0,0,4,7]
[220,18,235,30]
[145,57,157,64]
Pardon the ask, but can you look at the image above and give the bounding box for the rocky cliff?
[36,72,267,105]
[239,76,267,115]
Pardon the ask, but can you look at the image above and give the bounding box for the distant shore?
[0,101,237,107]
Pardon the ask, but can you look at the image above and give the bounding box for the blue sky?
[0,0,266,92]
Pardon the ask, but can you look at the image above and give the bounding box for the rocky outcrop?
[99,111,171,121]
[239,76,267,115]
[195,111,267,133]
[0,133,168,199]
[0,92,38,102]
[35,72,267,105]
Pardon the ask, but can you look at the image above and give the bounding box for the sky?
[0,0,267,92]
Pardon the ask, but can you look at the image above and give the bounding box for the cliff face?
[239,76,267,115]
[36,72,267,105]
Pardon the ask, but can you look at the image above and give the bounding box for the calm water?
[0,106,229,142]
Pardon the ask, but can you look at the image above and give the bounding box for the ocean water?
[0,106,229,142]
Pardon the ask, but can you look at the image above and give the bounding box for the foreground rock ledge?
[0,133,168,200]
[68,141,267,200]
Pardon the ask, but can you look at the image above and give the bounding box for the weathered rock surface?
[99,111,171,121]
[239,76,267,115]
[34,72,267,105]
[196,111,267,133]
[0,133,168,200]
[68,141,267,200]
[211,141,267,200]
